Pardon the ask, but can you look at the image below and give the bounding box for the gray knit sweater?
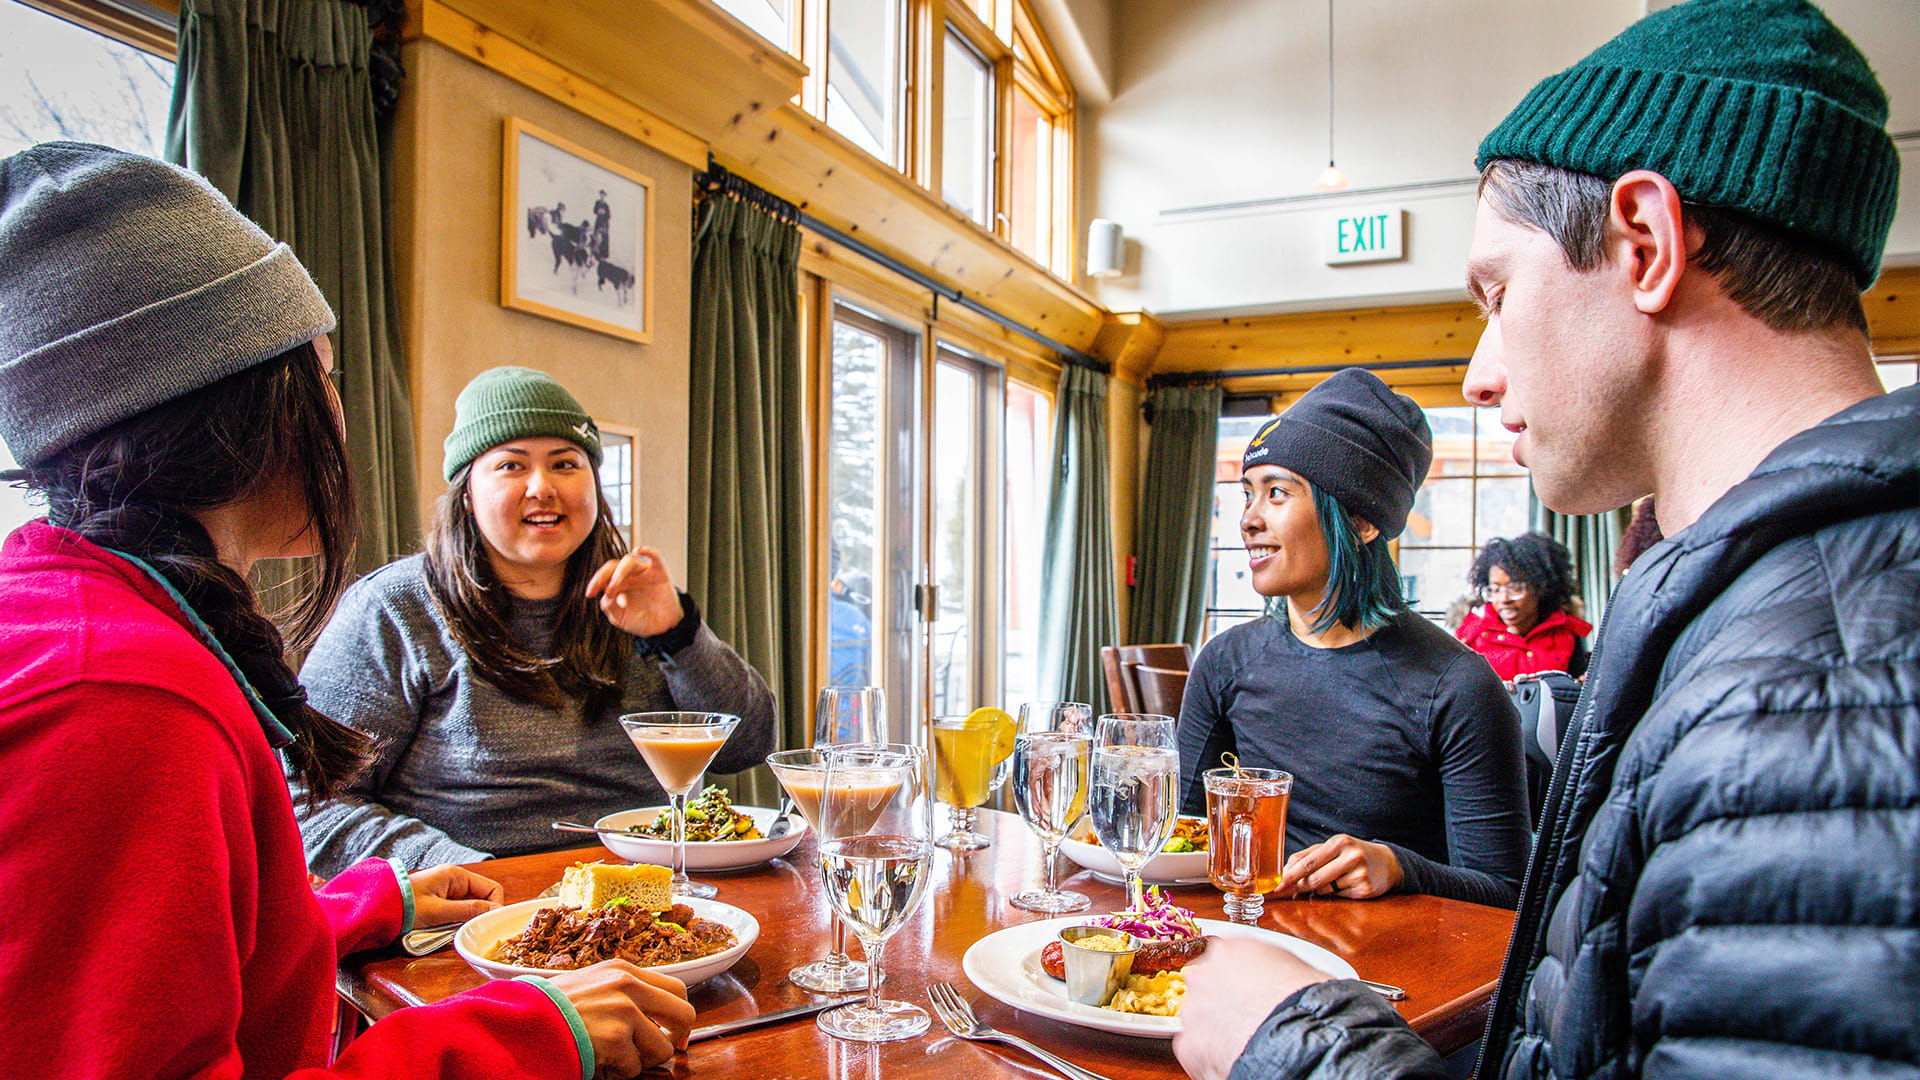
[294,555,778,876]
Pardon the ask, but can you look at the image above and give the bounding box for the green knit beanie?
[1477,0,1898,287]
[443,366,601,480]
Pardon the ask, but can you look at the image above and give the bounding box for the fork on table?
[926,982,1118,1080]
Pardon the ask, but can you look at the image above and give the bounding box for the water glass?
[815,685,885,747]
[1203,766,1292,924]
[1088,713,1179,911]
[1010,701,1093,913]
[816,742,933,1042]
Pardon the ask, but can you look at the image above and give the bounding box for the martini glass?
[767,747,873,993]
[619,711,741,899]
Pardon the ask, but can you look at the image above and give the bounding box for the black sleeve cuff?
[633,591,702,658]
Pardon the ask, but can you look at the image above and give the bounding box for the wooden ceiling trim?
[418,2,706,168]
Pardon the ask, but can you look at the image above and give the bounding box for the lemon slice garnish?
[965,706,1018,765]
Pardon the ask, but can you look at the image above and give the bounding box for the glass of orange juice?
[932,708,1015,851]
[619,711,741,898]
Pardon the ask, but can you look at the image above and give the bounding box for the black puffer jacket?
[1227,386,1920,1080]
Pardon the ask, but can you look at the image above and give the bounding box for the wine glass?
[1088,713,1179,911]
[619,711,741,899]
[1009,701,1094,913]
[815,685,885,747]
[816,742,933,1042]
[759,685,890,993]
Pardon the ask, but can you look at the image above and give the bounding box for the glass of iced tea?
[1203,766,1292,924]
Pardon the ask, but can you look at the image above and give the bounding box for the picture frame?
[501,116,654,342]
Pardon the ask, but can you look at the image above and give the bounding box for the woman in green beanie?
[294,365,778,875]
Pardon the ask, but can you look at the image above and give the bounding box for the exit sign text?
[1324,207,1405,265]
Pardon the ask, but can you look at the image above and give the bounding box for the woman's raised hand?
[1278,834,1403,899]
[587,546,685,638]
[546,961,695,1076]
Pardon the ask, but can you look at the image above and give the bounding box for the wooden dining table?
[341,811,1514,1078]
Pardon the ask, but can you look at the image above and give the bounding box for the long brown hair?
[422,462,629,713]
[4,342,370,796]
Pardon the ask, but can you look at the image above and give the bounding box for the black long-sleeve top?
[1176,611,1529,908]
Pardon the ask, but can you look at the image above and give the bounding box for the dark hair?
[1614,496,1664,577]
[1479,159,1868,335]
[3,343,369,796]
[1302,482,1406,635]
[423,461,628,713]
[1469,532,1577,618]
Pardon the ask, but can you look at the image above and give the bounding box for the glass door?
[825,304,923,726]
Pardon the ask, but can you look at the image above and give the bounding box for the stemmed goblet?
[760,685,888,993]
[1009,701,1094,913]
[619,711,741,899]
[1088,712,1179,912]
[815,742,933,1042]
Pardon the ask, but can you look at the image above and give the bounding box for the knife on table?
[688,997,857,1043]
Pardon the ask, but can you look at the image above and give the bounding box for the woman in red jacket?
[1456,532,1592,680]
[0,143,691,1079]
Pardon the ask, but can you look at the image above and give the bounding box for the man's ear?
[1608,170,1688,315]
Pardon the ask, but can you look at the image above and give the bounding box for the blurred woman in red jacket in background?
[1457,532,1591,680]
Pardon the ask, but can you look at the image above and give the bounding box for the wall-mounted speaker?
[1086,218,1125,278]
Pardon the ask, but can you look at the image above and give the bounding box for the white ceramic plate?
[959,917,1356,1039]
[1057,819,1210,886]
[455,896,759,985]
[593,805,806,870]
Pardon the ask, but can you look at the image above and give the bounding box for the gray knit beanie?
[443,366,602,481]
[1242,368,1433,540]
[0,142,335,467]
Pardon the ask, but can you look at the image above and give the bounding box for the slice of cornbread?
[556,861,673,911]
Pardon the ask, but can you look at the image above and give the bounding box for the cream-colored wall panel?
[394,40,696,568]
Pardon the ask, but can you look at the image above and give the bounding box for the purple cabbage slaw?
[1086,887,1201,941]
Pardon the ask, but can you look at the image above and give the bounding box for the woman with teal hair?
[1176,369,1530,907]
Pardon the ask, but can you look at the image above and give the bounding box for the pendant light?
[1314,0,1349,192]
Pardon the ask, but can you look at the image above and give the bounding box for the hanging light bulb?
[1313,0,1347,192]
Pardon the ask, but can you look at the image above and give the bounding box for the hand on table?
[408,864,504,926]
[1279,834,1402,899]
[548,961,694,1077]
[587,546,685,638]
[1173,940,1334,1080]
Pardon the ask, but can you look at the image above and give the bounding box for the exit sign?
[1324,206,1406,265]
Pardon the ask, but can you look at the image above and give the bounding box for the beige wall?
[391,40,696,568]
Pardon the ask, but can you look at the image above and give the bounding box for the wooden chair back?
[1097,643,1195,714]
[1133,663,1190,717]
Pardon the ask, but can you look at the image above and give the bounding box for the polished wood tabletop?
[342,811,1514,1078]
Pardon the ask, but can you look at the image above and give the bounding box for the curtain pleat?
[1128,385,1223,648]
[1038,364,1120,705]
[1531,500,1632,630]
[166,0,418,596]
[688,196,804,804]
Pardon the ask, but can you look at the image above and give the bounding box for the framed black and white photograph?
[501,116,653,342]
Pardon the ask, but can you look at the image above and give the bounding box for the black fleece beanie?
[1241,368,1433,539]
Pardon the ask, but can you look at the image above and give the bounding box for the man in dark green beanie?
[1175,3,1918,1079]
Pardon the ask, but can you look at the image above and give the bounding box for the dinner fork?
[926,983,1117,1080]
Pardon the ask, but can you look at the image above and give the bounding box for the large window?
[0,0,175,539]
[940,27,993,227]
[1399,406,1527,619]
[824,0,902,163]
[1199,415,1271,641]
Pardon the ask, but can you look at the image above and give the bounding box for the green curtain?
[1530,499,1632,629]
[687,194,804,804]
[1038,363,1121,705]
[166,0,418,582]
[1128,385,1222,648]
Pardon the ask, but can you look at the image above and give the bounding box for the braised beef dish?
[488,902,737,970]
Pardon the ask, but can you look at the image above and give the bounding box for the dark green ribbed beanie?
[443,366,601,480]
[1477,0,1898,287]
